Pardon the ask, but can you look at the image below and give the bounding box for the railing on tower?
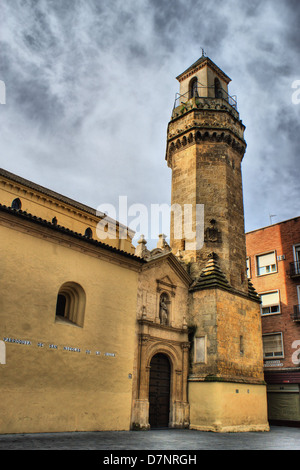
[173,85,238,112]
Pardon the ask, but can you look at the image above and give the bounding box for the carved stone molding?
[156,276,177,296]
[167,128,246,162]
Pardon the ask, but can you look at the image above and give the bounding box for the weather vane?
[201,48,206,57]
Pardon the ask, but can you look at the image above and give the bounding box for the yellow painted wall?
[189,381,269,432]
[0,171,134,254]
[0,215,141,434]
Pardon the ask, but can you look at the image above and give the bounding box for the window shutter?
[257,252,276,268]
[261,291,279,307]
[263,334,283,356]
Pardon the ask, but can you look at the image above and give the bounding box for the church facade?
[0,56,269,434]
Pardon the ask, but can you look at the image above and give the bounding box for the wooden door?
[149,354,171,428]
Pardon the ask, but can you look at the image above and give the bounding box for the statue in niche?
[159,293,169,326]
[204,219,222,243]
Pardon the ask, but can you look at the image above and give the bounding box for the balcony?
[172,85,239,120]
[291,305,300,322]
[290,261,300,278]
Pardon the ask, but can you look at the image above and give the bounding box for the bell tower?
[166,54,248,292]
[165,55,269,432]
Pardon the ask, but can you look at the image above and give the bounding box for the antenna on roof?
[201,48,206,57]
[269,214,277,225]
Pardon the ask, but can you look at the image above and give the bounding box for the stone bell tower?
[166,54,248,290]
[165,55,269,432]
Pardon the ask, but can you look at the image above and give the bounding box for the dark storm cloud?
[279,0,300,52]
[0,0,299,244]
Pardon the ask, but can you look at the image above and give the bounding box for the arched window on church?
[55,282,86,327]
[85,227,93,239]
[56,294,66,317]
[189,77,198,99]
[214,78,223,99]
[11,198,22,210]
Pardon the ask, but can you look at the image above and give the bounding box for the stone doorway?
[149,353,171,428]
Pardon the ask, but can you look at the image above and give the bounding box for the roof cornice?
[143,251,192,286]
[176,56,231,84]
[0,168,134,236]
[0,203,145,265]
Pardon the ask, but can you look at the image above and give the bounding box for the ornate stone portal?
[131,247,191,430]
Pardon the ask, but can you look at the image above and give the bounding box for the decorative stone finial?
[157,234,168,250]
[135,235,150,259]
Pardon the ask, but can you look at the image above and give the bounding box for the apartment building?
[246,217,300,426]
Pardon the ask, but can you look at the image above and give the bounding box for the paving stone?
[0,426,299,451]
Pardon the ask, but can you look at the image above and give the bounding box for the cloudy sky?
[1,0,299,247]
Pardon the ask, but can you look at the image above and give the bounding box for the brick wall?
[246,217,300,370]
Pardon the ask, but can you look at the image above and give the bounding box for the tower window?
[240,336,244,356]
[55,282,86,327]
[214,78,223,99]
[11,198,22,210]
[189,77,198,99]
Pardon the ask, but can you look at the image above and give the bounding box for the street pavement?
[0,426,299,451]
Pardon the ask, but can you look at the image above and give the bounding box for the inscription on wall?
[2,337,116,358]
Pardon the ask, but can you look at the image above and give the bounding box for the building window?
[55,282,86,327]
[256,251,277,276]
[194,336,206,363]
[189,77,198,99]
[260,291,281,315]
[246,257,251,278]
[214,78,223,98]
[293,245,300,275]
[85,228,93,239]
[11,198,22,210]
[263,333,284,359]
